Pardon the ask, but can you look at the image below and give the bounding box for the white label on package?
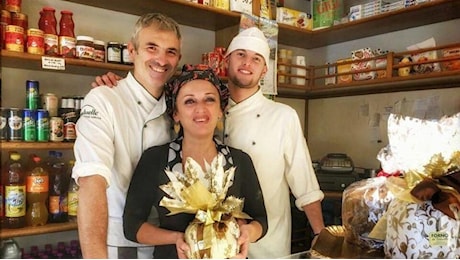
[42,56,66,70]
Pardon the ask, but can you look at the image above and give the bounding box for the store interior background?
[2,0,460,249]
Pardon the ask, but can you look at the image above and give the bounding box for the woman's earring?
[174,122,181,134]
[216,118,224,131]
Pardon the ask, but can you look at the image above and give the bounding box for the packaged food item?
[407,37,441,74]
[342,176,394,249]
[351,47,376,81]
[276,7,312,30]
[375,113,460,259]
[442,47,460,71]
[160,155,251,258]
[337,58,352,84]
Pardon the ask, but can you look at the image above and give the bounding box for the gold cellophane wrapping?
[372,113,460,258]
[159,154,251,259]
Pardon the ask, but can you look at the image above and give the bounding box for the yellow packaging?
[276,7,312,30]
[213,0,230,10]
[337,58,352,84]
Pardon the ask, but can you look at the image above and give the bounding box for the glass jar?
[58,10,76,58]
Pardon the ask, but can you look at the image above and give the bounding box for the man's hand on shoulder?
[91,72,123,88]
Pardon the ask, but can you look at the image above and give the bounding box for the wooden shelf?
[0,222,78,239]
[64,0,460,49]
[1,141,74,150]
[1,50,132,76]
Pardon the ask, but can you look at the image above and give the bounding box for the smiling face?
[224,49,267,98]
[130,25,181,98]
[173,79,223,139]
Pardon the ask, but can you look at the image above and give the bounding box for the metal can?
[8,108,23,141]
[0,107,9,141]
[36,109,49,142]
[41,93,58,117]
[23,108,37,142]
[26,28,44,55]
[5,24,24,52]
[50,116,64,142]
[26,80,40,110]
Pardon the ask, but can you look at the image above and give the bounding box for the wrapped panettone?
[375,113,460,259]
[342,176,394,249]
[159,154,251,259]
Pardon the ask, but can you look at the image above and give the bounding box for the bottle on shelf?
[2,151,26,229]
[67,160,78,222]
[25,154,49,227]
[58,10,76,58]
[60,97,77,142]
[48,151,69,223]
[39,6,59,56]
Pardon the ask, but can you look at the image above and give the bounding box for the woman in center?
[123,65,268,259]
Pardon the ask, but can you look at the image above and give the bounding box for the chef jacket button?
[252,141,256,145]
[137,101,142,105]
[144,124,147,128]
[226,111,229,115]
[224,134,228,138]
[257,114,260,117]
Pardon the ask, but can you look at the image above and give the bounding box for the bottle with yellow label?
[25,154,49,226]
[3,151,26,228]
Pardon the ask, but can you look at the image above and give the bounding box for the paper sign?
[42,56,66,70]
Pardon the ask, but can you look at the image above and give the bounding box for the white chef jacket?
[222,89,324,258]
[73,72,173,248]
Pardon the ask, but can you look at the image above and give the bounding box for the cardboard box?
[230,0,252,14]
[276,7,312,30]
[337,58,352,84]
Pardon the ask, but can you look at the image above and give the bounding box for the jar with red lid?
[58,10,76,58]
[5,0,22,13]
[39,7,58,56]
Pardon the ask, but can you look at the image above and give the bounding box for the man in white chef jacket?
[221,27,325,258]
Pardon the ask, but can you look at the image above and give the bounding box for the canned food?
[41,93,58,117]
[26,80,40,110]
[36,109,49,142]
[5,25,24,52]
[50,116,64,142]
[23,108,37,142]
[0,107,9,141]
[8,108,23,141]
[26,28,44,55]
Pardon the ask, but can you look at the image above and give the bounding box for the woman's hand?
[232,219,250,259]
[175,232,190,259]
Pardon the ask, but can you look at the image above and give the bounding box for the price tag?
[41,56,66,70]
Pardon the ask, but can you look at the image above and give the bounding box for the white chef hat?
[225,27,270,65]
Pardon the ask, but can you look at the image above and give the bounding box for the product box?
[276,7,312,30]
[325,63,336,85]
[349,4,362,21]
[351,47,376,81]
[442,47,460,71]
[312,0,343,30]
[213,0,230,10]
[337,58,352,84]
[230,0,252,14]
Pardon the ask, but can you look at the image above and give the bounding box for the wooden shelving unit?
[1,50,132,76]
[0,222,78,239]
[63,0,460,49]
[1,141,74,150]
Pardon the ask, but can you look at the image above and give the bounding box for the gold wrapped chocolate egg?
[185,214,239,259]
